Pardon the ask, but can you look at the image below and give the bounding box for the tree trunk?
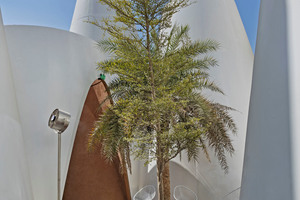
[157,159,164,200]
[162,161,171,200]
[157,158,171,200]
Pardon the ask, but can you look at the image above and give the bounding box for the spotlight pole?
[58,131,62,200]
[48,109,70,200]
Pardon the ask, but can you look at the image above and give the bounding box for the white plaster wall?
[240,0,300,199]
[128,159,151,197]
[288,0,300,199]
[172,0,254,199]
[4,25,106,200]
[0,10,33,200]
[70,0,109,42]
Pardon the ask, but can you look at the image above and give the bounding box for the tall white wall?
[0,10,33,200]
[5,25,106,200]
[288,1,300,199]
[172,0,254,199]
[240,0,300,199]
[70,0,109,41]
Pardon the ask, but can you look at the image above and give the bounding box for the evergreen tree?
[88,1,236,199]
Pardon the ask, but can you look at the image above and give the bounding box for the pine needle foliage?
[88,1,236,199]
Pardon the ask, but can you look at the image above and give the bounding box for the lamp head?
[48,109,71,134]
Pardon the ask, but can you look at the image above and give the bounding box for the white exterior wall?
[70,0,109,41]
[240,0,300,199]
[1,0,255,198]
[0,10,33,200]
[288,0,300,199]
[4,25,105,200]
[172,0,254,199]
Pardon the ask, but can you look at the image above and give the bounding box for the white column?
[172,0,254,199]
[287,0,300,199]
[0,9,33,200]
[240,0,300,199]
[70,0,109,41]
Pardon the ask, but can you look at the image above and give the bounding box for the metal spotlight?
[48,109,71,134]
[48,109,71,200]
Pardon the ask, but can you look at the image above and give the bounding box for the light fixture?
[48,109,71,200]
[48,109,71,134]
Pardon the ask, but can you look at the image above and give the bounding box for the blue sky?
[0,0,260,52]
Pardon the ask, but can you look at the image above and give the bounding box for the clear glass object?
[173,185,198,200]
[133,185,156,200]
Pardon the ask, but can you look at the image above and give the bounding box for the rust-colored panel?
[63,80,130,200]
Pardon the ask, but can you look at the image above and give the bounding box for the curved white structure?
[0,0,255,199]
[240,0,300,200]
[171,0,254,199]
[70,0,110,41]
[3,24,106,199]
[0,9,33,200]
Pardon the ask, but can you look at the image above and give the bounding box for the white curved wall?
[70,0,110,41]
[240,0,300,199]
[172,0,254,199]
[4,25,106,200]
[0,10,33,200]
[288,1,300,199]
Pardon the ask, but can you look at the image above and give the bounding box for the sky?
[0,0,260,52]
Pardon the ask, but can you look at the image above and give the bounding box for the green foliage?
[88,0,236,185]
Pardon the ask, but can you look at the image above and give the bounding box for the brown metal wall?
[63,80,130,200]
